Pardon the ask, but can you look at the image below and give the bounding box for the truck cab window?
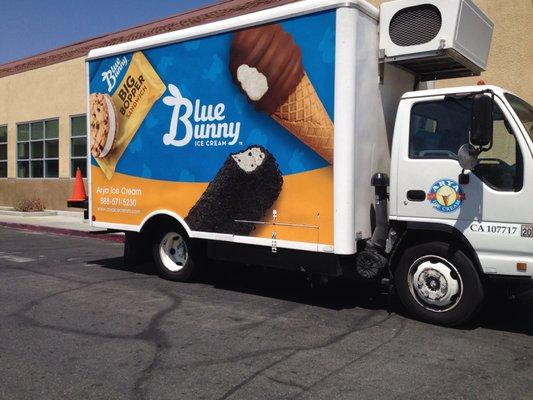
[409,99,470,160]
[410,98,523,191]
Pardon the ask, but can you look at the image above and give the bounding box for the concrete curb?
[0,222,125,243]
[0,207,83,218]
[0,210,58,217]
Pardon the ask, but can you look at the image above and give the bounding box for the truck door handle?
[407,190,426,202]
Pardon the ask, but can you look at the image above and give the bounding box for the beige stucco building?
[0,0,531,210]
[0,58,86,209]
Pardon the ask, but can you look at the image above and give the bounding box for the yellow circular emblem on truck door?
[427,179,465,213]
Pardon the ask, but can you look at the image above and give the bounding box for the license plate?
[521,225,533,238]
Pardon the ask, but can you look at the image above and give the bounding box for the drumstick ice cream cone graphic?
[230,24,334,164]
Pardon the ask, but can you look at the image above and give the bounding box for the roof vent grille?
[389,5,442,47]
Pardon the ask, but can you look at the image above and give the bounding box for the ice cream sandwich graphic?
[186,146,283,235]
[90,93,118,159]
[230,24,334,164]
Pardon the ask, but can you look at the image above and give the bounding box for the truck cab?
[388,85,533,324]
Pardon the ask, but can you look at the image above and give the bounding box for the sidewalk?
[0,208,124,242]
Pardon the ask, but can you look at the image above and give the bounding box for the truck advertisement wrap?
[88,11,335,246]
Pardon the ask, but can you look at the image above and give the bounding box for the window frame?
[16,118,60,179]
[0,124,7,179]
[70,114,88,178]
[408,96,524,193]
[504,93,533,156]
[475,97,524,193]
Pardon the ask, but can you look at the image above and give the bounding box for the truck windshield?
[505,94,533,142]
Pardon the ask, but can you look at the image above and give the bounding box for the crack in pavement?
[14,314,137,341]
[214,313,395,399]
[220,350,299,399]
[132,287,183,400]
[2,260,182,400]
[169,311,386,370]
[6,280,183,400]
[10,276,154,317]
[266,375,309,391]
[237,303,304,336]
[290,318,406,399]
[1,264,97,285]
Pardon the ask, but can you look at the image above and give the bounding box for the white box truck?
[84,0,533,326]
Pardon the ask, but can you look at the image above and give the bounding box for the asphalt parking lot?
[0,226,531,400]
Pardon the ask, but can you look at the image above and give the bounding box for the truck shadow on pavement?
[89,256,532,336]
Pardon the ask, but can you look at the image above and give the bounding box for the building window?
[71,115,87,177]
[0,125,7,178]
[17,119,59,178]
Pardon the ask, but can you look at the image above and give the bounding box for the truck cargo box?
[85,0,430,256]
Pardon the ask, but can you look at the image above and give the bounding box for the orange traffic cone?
[69,167,87,202]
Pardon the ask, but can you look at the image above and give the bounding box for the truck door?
[395,94,533,276]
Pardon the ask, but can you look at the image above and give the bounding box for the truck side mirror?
[470,93,493,148]
[458,143,479,171]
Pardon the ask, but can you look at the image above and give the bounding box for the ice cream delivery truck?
[83,0,533,326]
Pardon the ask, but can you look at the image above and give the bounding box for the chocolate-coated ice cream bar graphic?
[185,146,283,236]
[230,24,334,164]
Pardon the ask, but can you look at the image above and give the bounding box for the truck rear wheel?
[395,241,484,326]
[152,225,202,282]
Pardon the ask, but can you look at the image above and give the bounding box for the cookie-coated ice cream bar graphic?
[186,145,283,236]
[230,24,334,164]
[90,93,118,159]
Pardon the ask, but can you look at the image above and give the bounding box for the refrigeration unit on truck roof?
[379,0,494,80]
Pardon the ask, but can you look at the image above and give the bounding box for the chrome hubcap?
[408,255,462,312]
[159,232,188,272]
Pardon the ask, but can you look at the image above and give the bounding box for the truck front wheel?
[152,226,202,282]
[395,241,484,326]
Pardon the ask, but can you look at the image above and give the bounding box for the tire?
[152,224,203,282]
[394,241,484,327]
